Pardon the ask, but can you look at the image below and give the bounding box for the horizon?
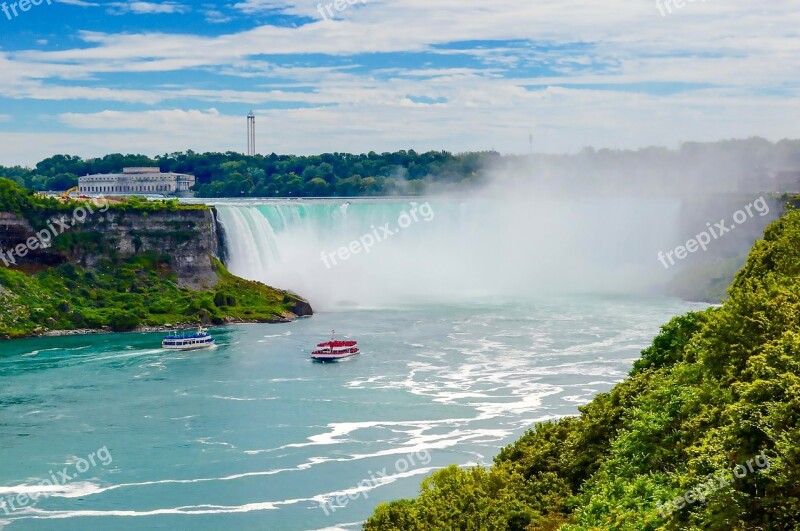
[5,135,800,170]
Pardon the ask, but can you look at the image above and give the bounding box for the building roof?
[79,168,195,180]
[123,167,161,174]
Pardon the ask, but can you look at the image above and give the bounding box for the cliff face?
[665,194,785,302]
[0,208,220,290]
[84,208,220,290]
[0,180,312,338]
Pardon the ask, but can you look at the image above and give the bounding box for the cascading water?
[213,197,682,311]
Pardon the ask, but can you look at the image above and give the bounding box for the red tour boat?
[312,330,360,362]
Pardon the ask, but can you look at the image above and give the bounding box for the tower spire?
[247,110,256,156]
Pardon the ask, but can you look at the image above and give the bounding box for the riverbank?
[30,316,311,339]
[0,179,313,340]
[0,257,312,340]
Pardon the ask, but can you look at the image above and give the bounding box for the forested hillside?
[2,137,799,198]
[1,151,496,197]
[365,205,800,530]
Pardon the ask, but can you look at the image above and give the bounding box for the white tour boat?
[162,326,216,351]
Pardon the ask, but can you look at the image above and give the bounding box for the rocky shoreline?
[24,315,307,340]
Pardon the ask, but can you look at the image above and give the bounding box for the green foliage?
[5,140,800,198]
[0,179,203,240]
[364,209,800,530]
[180,149,494,197]
[108,196,202,213]
[1,150,500,197]
[213,291,237,307]
[631,310,711,375]
[0,178,76,229]
[0,254,296,338]
[108,310,141,332]
[0,179,288,337]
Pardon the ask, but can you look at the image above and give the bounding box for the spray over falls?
[215,197,681,311]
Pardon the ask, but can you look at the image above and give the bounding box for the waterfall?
[214,198,681,311]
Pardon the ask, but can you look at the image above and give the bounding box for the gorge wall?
[0,207,220,290]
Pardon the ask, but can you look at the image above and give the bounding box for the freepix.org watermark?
[0,195,109,267]
[318,450,432,516]
[656,0,706,17]
[317,0,365,21]
[320,201,435,269]
[1,0,51,21]
[0,446,113,516]
[658,196,769,270]
[657,453,770,518]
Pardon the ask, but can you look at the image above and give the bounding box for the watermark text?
[0,446,113,516]
[658,196,769,270]
[320,201,434,269]
[0,195,109,268]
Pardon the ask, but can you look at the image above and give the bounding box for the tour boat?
[162,326,216,351]
[312,330,360,362]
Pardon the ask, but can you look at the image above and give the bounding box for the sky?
[0,0,798,166]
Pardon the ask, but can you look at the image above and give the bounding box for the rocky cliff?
[0,188,313,340]
[0,207,220,290]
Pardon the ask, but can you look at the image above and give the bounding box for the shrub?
[108,311,141,332]
[149,301,172,314]
[214,291,226,307]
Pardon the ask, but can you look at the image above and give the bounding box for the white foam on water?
[88,349,163,363]
[210,395,278,401]
[263,331,292,339]
[308,523,363,531]
[18,345,93,359]
[0,481,104,498]
[195,438,237,449]
[312,465,440,509]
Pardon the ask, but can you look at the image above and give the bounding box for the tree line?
[3,138,799,197]
[0,151,499,197]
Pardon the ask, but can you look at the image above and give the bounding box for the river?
[0,197,704,530]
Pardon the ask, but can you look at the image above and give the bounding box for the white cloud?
[55,0,100,7]
[58,108,225,131]
[202,7,233,24]
[0,0,798,165]
[0,87,787,165]
[232,0,302,15]
[105,1,190,15]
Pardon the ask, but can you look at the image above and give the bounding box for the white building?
[79,167,196,197]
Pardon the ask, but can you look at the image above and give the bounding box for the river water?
[0,198,703,530]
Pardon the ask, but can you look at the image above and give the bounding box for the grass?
[0,253,297,339]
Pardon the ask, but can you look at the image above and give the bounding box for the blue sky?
[0,0,797,165]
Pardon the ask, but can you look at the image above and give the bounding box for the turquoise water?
[1,197,698,529]
[0,297,702,530]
